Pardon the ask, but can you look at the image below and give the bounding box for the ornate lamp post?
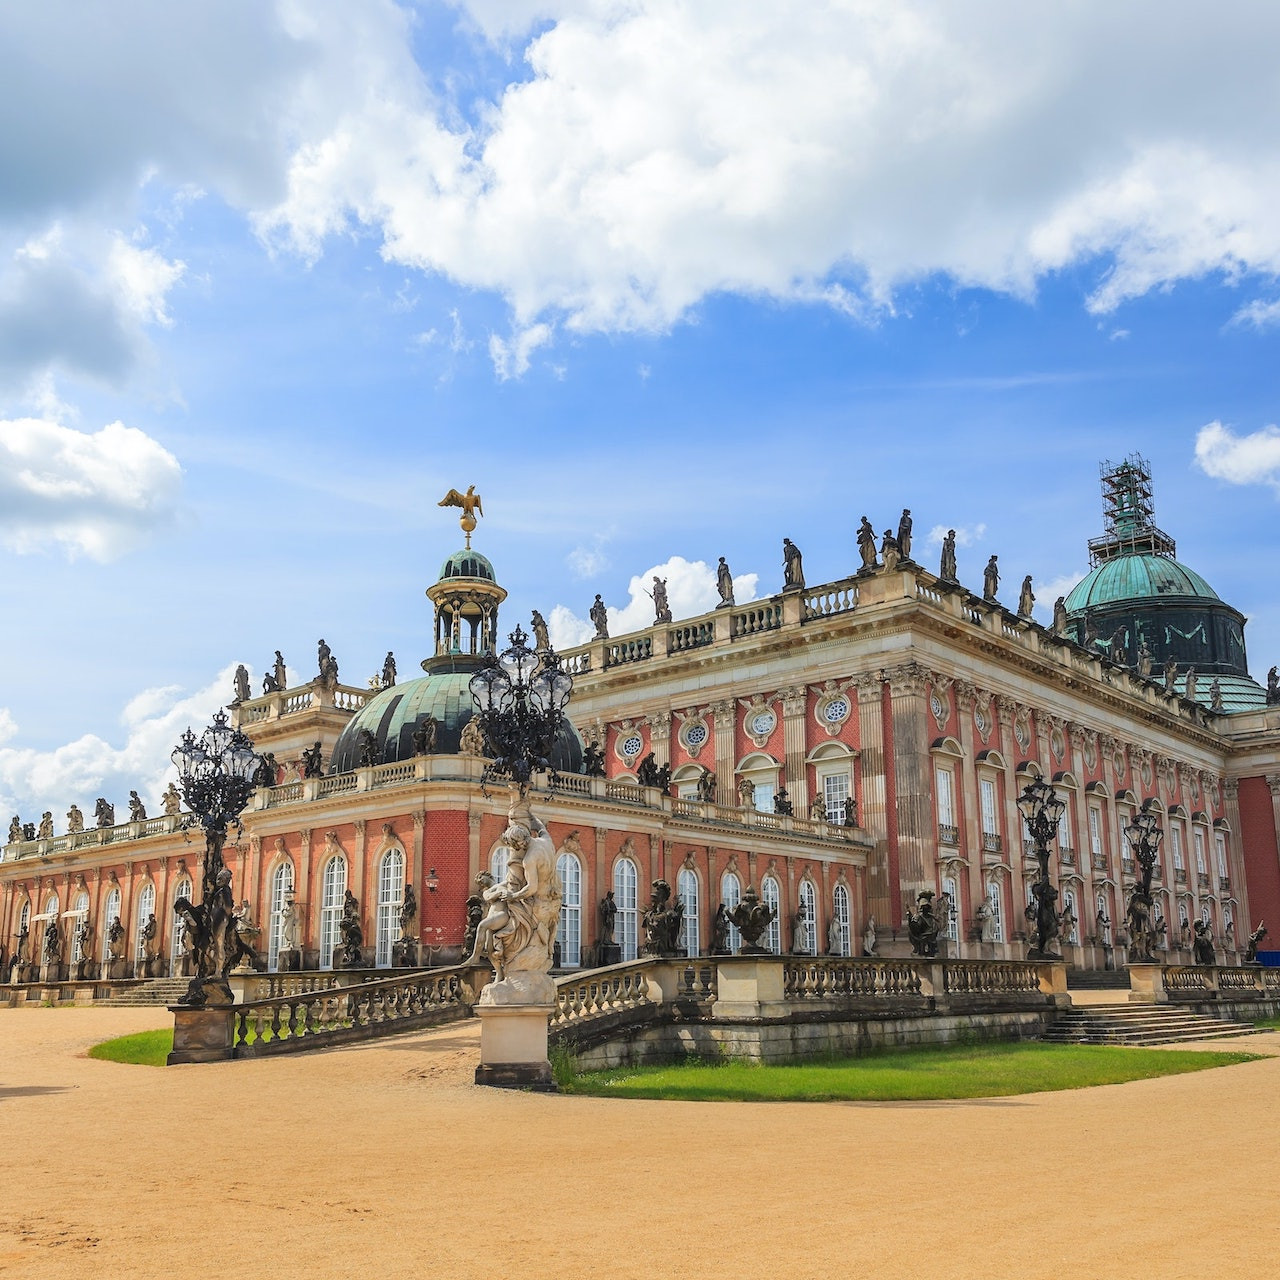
[1123,799,1163,961]
[1017,777,1066,960]
[170,708,261,1007]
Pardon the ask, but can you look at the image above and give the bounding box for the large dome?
[329,668,584,774]
[1064,553,1219,613]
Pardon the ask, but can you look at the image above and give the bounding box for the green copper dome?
[438,549,496,582]
[1064,553,1220,613]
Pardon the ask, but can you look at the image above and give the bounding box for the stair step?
[1043,1001,1262,1046]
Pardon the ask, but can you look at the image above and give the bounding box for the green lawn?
[563,1042,1260,1102]
[88,1028,175,1067]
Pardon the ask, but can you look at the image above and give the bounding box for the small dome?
[1064,554,1219,614]
[329,670,584,774]
[438,549,496,583]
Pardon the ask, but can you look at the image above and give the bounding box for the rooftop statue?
[233,664,250,704]
[1163,656,1178,690]
[983,555,1000,603]
[266,650,287,694]
[1052,595,1068,634]
[716,557,735,608]
[1209,678,1224,713]
[94,798,115,829]
[782,537,804,591]
[301,742,324,779]
[438,484,484,547]
[725,884,775,954]
[589,594,609,639]
[317,637,331,675]
[357,727,379,768]
[1018,575,1035,619]
[649,576,672,624]
[880,530,900,572]
[897,508,913,561]
[697,767,717,803]
[458,717,487,757]
[939,529,957,582]
[857,517,878,571]
[252,752,278,788]
[382,651,397,688]
[1183,667,1198,703]
[7,816,20,845]
[1268,665,1279,705]
[66,804,84,834]
[37,812,53,840]
[128,791,146,822]
[582,741,606,778]
[411,716,438,756]
[530,610,550,650]
[162,783,182,817]
[1137,640,1153,677]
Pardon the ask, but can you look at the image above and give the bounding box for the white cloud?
[0,416,183,559]
[567,539,610,578]
[928,522,985,547]
[1230,298,1280,330]
[0,666,234,824]
[1194,421,1280,493]
[488,322,553,380]
[548,603,595,650]
[0,709,17,747]
[1032,570,1087,621]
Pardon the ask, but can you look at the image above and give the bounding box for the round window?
[620,734,643,758]
[685,724,708,747]
[823,697,850,723]
[749,711,776,737]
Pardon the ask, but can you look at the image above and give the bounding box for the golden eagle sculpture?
[438,484,484,546]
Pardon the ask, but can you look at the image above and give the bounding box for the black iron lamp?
[1016,776,1066,959]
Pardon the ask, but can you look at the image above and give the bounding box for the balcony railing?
[1219,875,1231,892]
[1174,868,1188,885]
[1059,846,1076,867]
[1197,872,1211,889]
[1091,852,1107,873]
[982,832,1002,854]
[938,824,959,846]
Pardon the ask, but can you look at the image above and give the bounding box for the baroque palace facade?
[3,460,1279,987]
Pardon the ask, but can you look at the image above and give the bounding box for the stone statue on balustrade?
[357,727,379,768]
[279,898,302,957]
[906,889,942,957]
[94,798,115,829]
[582,740,606,778]
[827,911,843,956]
[1192,919,1215,966]
[317,638,332,677]
[1137,640,1153,677]
[66,804,85,834]
[8,815,22,844]
[128,791,147,822]
[37,812,53,839]
[252,752,278,789]
[736,777,755,808]
[857,517,878,572]
[897,508,913,561]
[233,664,251,704]
[337,891,364,967]
[710,904,732,956]
[1052,596,1068,635]
[273,651,288,692]
[716,557,735,608]
[21,821,34,841]
[782,538,805,591]
[880,530,900,572]
[589,594,609,639]
[1183,667,1198,703]
[1209,678,1223,712]
[1244,921,1268,964]
[773,788,793,816]
[161,784,182,817]
[1268,665,1279,705]
[1018,575,1035,619]
[410,717,437,756]
[42,918,61,964]
[636,752,660,787]
[811,793,827,823]
[459,717,488,757]
[466,811,563,1006]
[301,742,325,778]
[642,879,685,958]
[790,904,809,955]
[939,529,957,582]
[649,576,672,624]
[862,915,877,957]
[399,884,418,941]
[530,610,550,651]
[230,900,260,972]
[975,896,996,943]
[726,885,774,955]
[983,555,1000,603]
[843,797,858,828]
[696,768,717,803]
[1059,902,1077,948]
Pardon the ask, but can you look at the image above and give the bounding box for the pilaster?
[776,685,808,817]
[854,672,890,926]
[711,699,736,805]
[885,663,933,911]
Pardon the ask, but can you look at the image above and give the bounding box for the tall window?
[319,856,346,969]
[171,878,192,968]
[935,766,956,841]
[941,876,959,942]
[1056,800,1072,849]
[1170,825,1185,870]
[761,876,781,954]
[135,884,155,962]
[101,887,120,964]
[268,862,294,970]
[490,845,509,885]
[797,880,817,955]
[822,771,851,824]
[720,872,742,953]
[557,852,582,966]
[376,847,405,968]
[985,881,1004,943]
[832,883,851,956]
[1193,829,1207,875]
[1088,805,1103,858]
[1201,901,1213,930]
[613,858,638,961]
[43,893,60,958]
[677,868,699,956]
[980,778,999,844]
[1063,890,1079,943]
[1214,833,1229,883]
[72,890,90,963]
[753,779,777,814]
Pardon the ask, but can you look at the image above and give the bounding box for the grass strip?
[564,1042,1260,1102]
[87,1028,175,1067]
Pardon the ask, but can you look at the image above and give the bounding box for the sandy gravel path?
[2,1006,1277,1280]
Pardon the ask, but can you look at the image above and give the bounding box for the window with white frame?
[1063,890,1079,943]
[986,881,1005,942]
[613,858,638,961]
[1056,799,1072,850]
[980,778,999,846]
[375,847,405,968]
[101,888,120,964]
[135,884,155,961]
[490,845,510,885]
[941,876,959,942]
[268,862,294,971]
[319,856,346,969]
[72,890,90,963]
[678,868,699,956]
[832,883,851,956]
[673,767,702,800]
[720,871,742,953]
[558,853,582,966]
[822,770,851,824]
[1088,805,1103,858]
[170,879,192,967]
[43,893,60,957]
[935,766,957,842]
[1223,901,1234,938]
[1170,825,1185,870]
[739,755,781,815]
[797,880,817,955]
[761,876,781,954]
[1201,901,1213,929]
[1193,828,1207,875]
[1214,832,1228,884]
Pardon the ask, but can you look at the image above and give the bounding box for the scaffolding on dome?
[1087,453,1176,566]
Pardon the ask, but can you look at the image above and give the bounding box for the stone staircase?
[1042,1002,1262,1046]
[102,979,192,1007]
[1066,967,1131,991]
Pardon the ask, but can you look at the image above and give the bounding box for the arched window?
[490,845,509,885]
[797,880,817,955]
[761,876,781,954]
[375,847,405,968]
[678,868,699,956]
[985,881,1005,943]
[613,858,638,962]
[267,862,294,971]
[170,879,192,968]
[101,888,120,964]
[136,883,155,962]
[832,883,851,956]
[71,891,90,964]
[42,893,60,958]
[720,872,742,953]
[319,856,346,969]
[557,852,582,967]
[941,876,959,943]
[1062,889,1079,944]
[19,900,30,935]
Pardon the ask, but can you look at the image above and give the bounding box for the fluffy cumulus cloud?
[1194,421,1280,494]
[928,522,986,547]
[0,416,183,559]
[549,555,758,646]
[0,666,234,824]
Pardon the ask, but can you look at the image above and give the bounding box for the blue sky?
[2,1,1279,821]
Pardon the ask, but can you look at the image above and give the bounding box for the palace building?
[3,458,1279,992]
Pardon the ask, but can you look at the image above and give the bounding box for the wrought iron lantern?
[1016,776,1066,959]
[1122,798,1164,960]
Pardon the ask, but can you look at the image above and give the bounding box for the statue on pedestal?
[736,777,755,809]
[399,884,418,940]
[279,898,301,953]
[857,517,878,572]
[301,742,324,778]
[636,752,660,787]
[696,768,717,803]
[37,812,53,839]
[233,664,251,704]
[582,740,606,778]
[274,651,288,691]
[128,791,147,822]
[975,897,996,943]
[1137,640,1152,676]
[66,804,85,834]
[642,879,685,957]
[598,890,617,948]
[649,577,672,624]
[94,798,115,829]
[530,611,550,651]
[811,793,827,823]
[357,728,379,767]
[862,914,877,957]
[897,508,913,561]
[1268,665,1279,705]
[459,717,487,756]
[162,784,182,817]
[1209,678,1223,712]
[782,538,804,591]
[1018,575,1035,619]
[983,555,1000,603]
[337,891,364,967]
[1192,919,1215,966]
[939,530,957,582]
[1183,667,1199,703]
[1052,596,1068,634]
[827,912,843,956]
[107,915,126,961]
[710,903,732,955]
[790,904,809,955]
[725,884,775,955]
[1244,921,1268,963]
[880,530,900,572]
[412,716,438,756]
[8,815,22,844]
[382,652,397,688]
[716,557,735,608]
[589,594,609,639]
[773,788,793,816]
[252,752,278,789]
[231,901,260,971]
[906,889,941,957]
[42,918,61,964]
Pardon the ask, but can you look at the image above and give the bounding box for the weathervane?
[438,484,484,548]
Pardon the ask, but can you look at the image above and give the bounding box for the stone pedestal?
[597,943,622,967]
[278,948,301,972]
[474,1002,556,1090]
[168,1004,235,1064]
[712,957,789,1020]
[39,961,62,984]
[392,939,419,968]
[1127,963,1168,1004]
